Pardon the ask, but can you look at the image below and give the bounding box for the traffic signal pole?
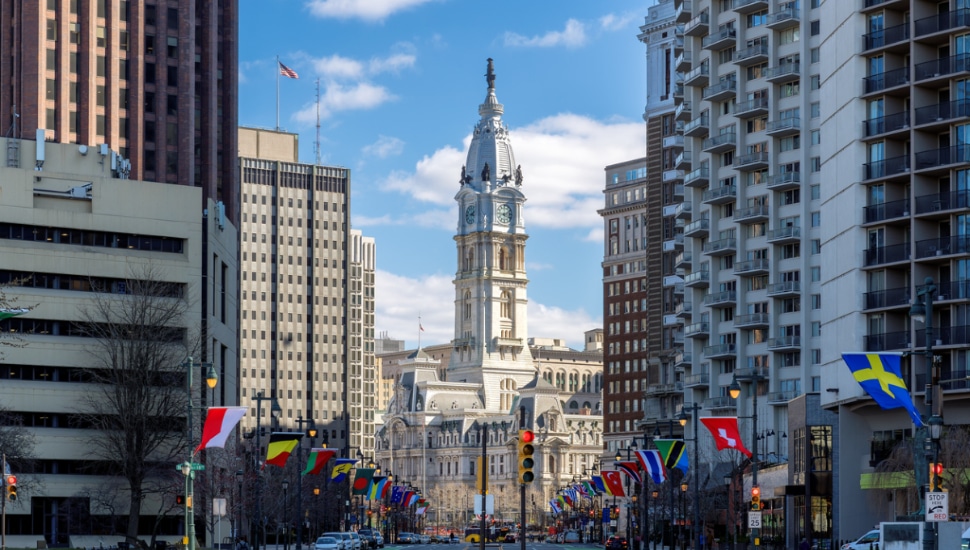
[519,405,527,550]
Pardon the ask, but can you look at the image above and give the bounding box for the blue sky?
[239,0,649,349]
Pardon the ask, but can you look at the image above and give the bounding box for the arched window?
[500,290,512,318]
[463,290,472,319]
[499,247,510,270]
[464,248,474,271]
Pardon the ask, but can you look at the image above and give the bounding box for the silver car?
[315,537,341,550]
[349,532,362,550]
[322,532,349,550]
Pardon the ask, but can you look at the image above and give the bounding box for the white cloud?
[369,53,417,74]
[504,19,587,49]
[599,12,639,31]
[293,82,396,123]
[362,135,405,158]
[313,54,366,80]
[306,0,437,21]
[375,269,599,350]
[378,113,643,232]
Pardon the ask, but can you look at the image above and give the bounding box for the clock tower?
[449,59,536,409]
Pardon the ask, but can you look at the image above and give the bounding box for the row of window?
[0,223,184,253]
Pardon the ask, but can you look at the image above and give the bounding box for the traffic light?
[176,495,184,505]
[5,475,16,502]
[750,485,761,511]
[517,429,536,484]
[929,462,944,490]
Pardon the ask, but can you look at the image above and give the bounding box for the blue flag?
[842,352,924,427]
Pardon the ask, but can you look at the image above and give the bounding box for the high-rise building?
[0,0,239,218]
[237,127,375,458]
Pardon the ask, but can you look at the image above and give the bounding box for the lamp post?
[253,391,282,550]
[282,480,290,550]
[910,276,942,550]
[181,358,218,550]
[236,470,244,545]
[679,483,687,550]
[293,416,317,550]
[678,403,701,550]
[650,490,658,550]
[729,367,765,549]
[615,443,639,545]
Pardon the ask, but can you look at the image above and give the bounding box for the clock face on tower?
[496,204,512,224]
[465,205,476,225]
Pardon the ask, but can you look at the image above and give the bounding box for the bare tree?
[74,264,199,544]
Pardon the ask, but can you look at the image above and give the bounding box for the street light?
[253,391,282,550]
[293,416,317,550]
[911,277,941,550]
[182,358,217,550]
[282,480,290,550]
[236,470,244,546]
[678,404,701,550]
[729,366,765,549]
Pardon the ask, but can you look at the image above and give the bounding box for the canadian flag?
[700,417,752,457]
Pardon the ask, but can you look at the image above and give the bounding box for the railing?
[702,184,737,202]
[703,289,737,306]
[702,27,736,49]
[914,190,970,214]
[764,62,800,80]
[766,172,800,189]
[915,8,970,37]
[767,335,800,349]
[767,226,800,241]
[702,79,737,100]
[864,286,910,310]
[914,53,970,81]
[915,145,970,170]
[702,133,737,150]
[735,312,769,326]
[864,67,910,94]
[735,43,768,63]
[863,198,909,223]
[864,155,909,180]
[864,111,909,136]
[864,330,909,352]
[735,258,770,274]
[864,243,910,266]
[704,238,737,254]
[915,235,970,258]
[766,8,799,27]
[767,117,800,134]
[736,96,769,115]
[767,281,800,295]
[915,99,970,126]
[864,22,909,50]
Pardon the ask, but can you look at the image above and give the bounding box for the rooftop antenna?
[314,78,321,165]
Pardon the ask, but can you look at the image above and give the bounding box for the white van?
[841,529,880,550]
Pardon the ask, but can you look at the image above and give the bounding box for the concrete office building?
[0,136,238,546]
[238,127,376,458]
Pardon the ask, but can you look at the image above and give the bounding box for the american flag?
[278,61,299,79]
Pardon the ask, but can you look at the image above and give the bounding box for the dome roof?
[462,58,518,190]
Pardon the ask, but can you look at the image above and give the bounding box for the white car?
[841,529,880,550]
[349,532,363,550]
[315,537,341,550]
[322,532,349,550]
[418,534,431,544]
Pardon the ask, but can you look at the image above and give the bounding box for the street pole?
[253,391,281,550]
[911,277,942,550]
[678,403,701,550]
[182,358,217,550]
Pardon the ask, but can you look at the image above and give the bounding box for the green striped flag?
[0,308,30,321]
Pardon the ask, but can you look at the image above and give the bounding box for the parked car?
[605,536,628,550]
[397,532,416,544]
[357,532,376,549]
[841,530,880,550]
[322,533,349,550]
[315,537,341,550]
[418,534,431,544]
[358,529,384,548]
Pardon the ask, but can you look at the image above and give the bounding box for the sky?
[238,0,649,350]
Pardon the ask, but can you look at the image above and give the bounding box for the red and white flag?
[700,417,752,457]
[195,406,247,453]
[600,470,626,497]
[279,61,299,79]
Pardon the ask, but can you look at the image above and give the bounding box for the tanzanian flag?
[654,439,689,474]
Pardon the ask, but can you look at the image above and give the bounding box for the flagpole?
[276,55,281,131]
[418,315,422,350]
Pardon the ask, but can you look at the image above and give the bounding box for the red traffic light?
[933,463,944,476]
[751,486,760,498]
[6,475,15,486]
[521,430,535,443]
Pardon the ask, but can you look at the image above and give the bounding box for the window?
[780,135,800,151]
[812,322,822,337]
[811,239,822,254]
[781,81,800,98]
[811,184,820,200]
[747,117,767,133]
[747,11,768,28]
[783,243,801,259]
[747,63,767,81]
[810,157,821,172]
[811,211,821,227]
[810,75,821,90]
[810,20,820,35]
[811,102,820,118]
[810,267,820,282]
[783,298,800,313]
[780,27,800,45]
[811,47,820,64]
[811,294,822,309]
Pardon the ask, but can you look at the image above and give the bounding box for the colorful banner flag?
[367,477,387,501]
[0,308,30,320]
[601,507,610,524]
[615,461,642,484]
[279,61,299,79]
[843,352,925,426]
[265,432,302,468]
[592,475,607,495]
[582,481,598,497]
[195,407,247,453]
[654,439,689,474]
[390,485,404,504]
[635,450,667,484]
[352,468,375,495]
[550,500,562,514]
[601,470,625,497]
[303,449,336,476]
[700,417,752,457]
[407,493,420,506]
[416,506,428,515]
[331,458,358,482]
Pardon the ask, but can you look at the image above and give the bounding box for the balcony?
[685,372,710,389]
[704,237,737,256]
[733,204,769,223]
[702,27,737,51]
[494,336,524,349]
[734,151,769,171]
[735,96,769,118]
[864,330,909,352]
[735,366,769,381]
[674,201,693,219]
[702,184,737,204]
[674,352,693,370]
[685,12,710,36]
[735,312,769,329]
[765,62,801,83]
[862,0,908,12]
[684,114,710,137]
[676,0,693,23]
[767,390,802,405]
[675,299,693,318]
[703,289,737,308]
[675,150,692,170]
[864,111,910,138]
[685,165,710,187]
[863,154,910,181]
[767,225,801,244]
[766,171,800,191]
[914,145,970,174]
[684,218,710,238]
[864,285,910,310]
[676,50,693,72]
[702,132,737,154]
[674,83,685,102]
[663,234,685,252]
[735,43,768,66]
[453,336,476,348]
[863,198,909,224]
[734,258,770,276]
[685,62,711,86]
[675,100,692,121]
[685,322,710,339]
[915,9,970,39]
[864,22,910,51]
[915,190,970,215]
[702,79,738,102]
[914,100,970,129]
[675,251,692,270]
[864,67,910,95]
[916,235,970,259]
[732,0,768,14]
[766,8,799,30]
[684,270,710,288]
[766,117,801,137]
[705,396,737,411]
[767,335,801,350]
[915,53,970,83]
[767,281,800,297]
[665,134,686,149]
[864,243,910,267]
[663,169,686,183]
[704,342,737,358]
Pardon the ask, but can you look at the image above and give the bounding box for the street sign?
[473,494,494,515]
[747,511,762,529]
[174,462,205,472]
[925,492,948,522]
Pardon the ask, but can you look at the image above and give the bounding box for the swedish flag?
[842,352,924,426]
